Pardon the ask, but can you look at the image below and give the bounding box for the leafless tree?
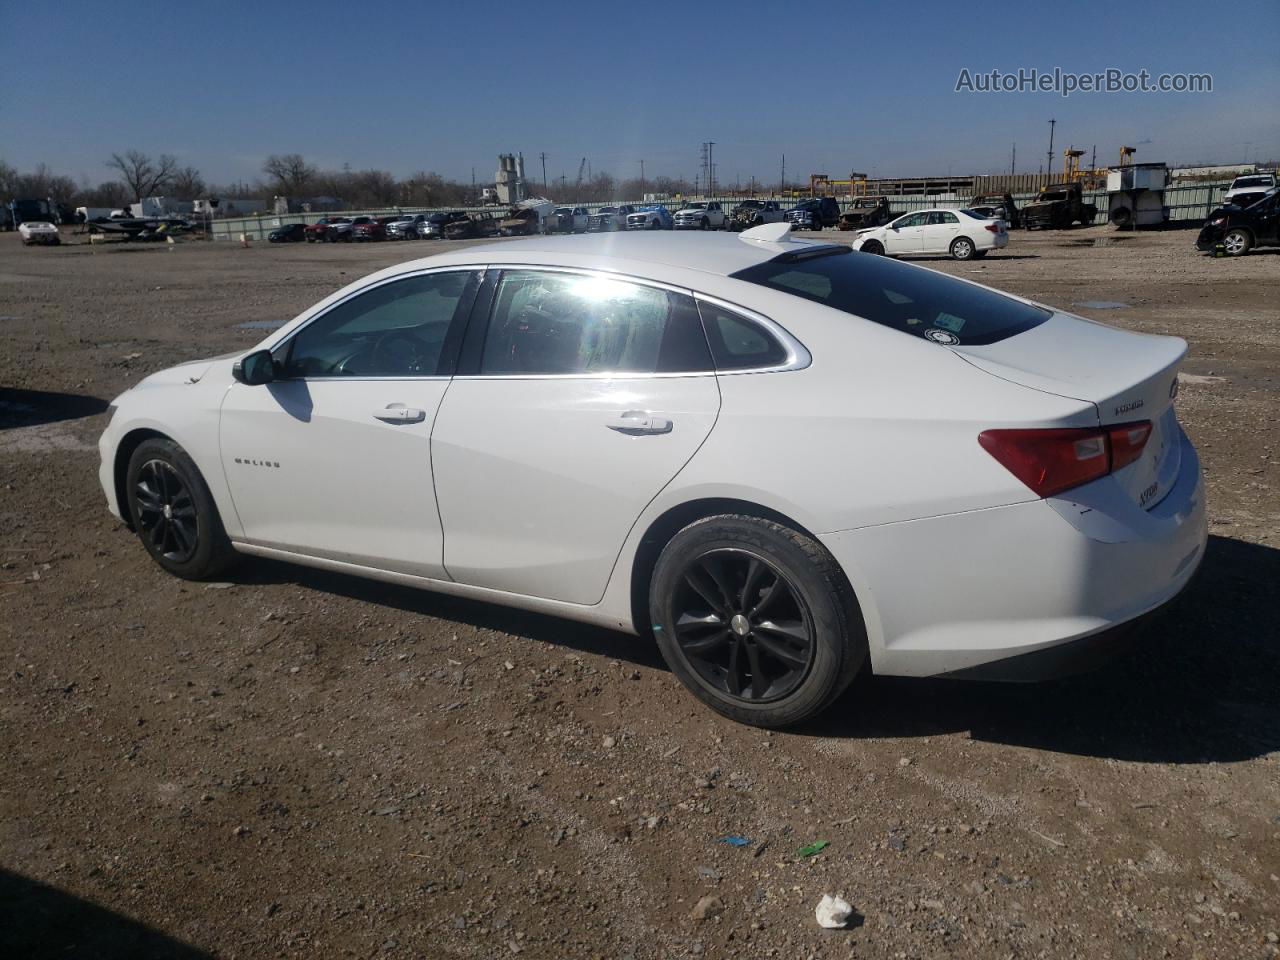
[106,150,178,201]
[168,166,206,199]
[262,154,316,195]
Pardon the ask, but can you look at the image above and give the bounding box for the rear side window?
[698,302,789,370]
[731,249,1049,346]
[481,270,711,375]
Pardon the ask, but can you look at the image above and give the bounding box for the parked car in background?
[552,207,590,233]
[586,205,635,232]
[967,193,1021,229]
[1021,182,1096,229]
[499,199,556,237]
[785,197,840,231]
[442,212,499,240]
[328,217,362,241]
[838,197,896,232]
[98,227,1205,728]
[673,201,726,230]
[305,217,346,242]
[18,221,60,245]
[729,199,784,232]
[268,223,307,243]
[626,205,673,230]
[386,214,426,240]
[352,217,387,242]
[419,212,468,239]
[1197,187,1279,256]
[853,208,1008,260]
[1222,173,1276,206]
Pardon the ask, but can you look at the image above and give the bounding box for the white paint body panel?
[219,378,451,579]
[97,232,1207,679]
[432,374,720,603]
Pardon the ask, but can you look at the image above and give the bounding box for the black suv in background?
[1197,188,1279,256]
[785,196,840,231]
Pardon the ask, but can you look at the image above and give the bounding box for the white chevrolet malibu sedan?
[99,223,1206,727]
[853,208,1008,260]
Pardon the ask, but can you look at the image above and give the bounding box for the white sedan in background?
[98,223,1204,728]
[854,208,1007,260]
[18,220,61,245]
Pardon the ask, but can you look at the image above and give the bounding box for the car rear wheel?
[126,438,237,581]
[950,237,976,260]
[1223,228,1252,256]
[649,515,866,728]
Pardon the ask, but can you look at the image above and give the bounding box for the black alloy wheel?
[133,458,199,563]
[671,548,815,701]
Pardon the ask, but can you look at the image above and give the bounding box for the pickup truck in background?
[673,201,726,230]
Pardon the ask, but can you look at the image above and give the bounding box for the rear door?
[431,268,721,604]
[922,211,960,253]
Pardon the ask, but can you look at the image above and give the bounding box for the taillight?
[979,420,1151,498]
[985,223,1001,233]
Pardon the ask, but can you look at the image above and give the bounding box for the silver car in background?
[386,214,426,240]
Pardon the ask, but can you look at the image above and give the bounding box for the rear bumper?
[820,427,1207,680]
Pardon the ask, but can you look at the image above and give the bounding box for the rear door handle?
[606,410,672,435]
[373,404,426,424]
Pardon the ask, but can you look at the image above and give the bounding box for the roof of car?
[409,231,836,279]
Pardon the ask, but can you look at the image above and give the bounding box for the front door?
[219,269,480,578]
[432,269,721,604]
[884,212,927,255]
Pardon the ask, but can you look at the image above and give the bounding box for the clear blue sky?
[2,0,1277,188]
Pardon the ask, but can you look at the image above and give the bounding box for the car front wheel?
[649,515,866,728]
[1223,228,1252,256]
[126,438,237,580]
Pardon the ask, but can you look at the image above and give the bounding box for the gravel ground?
[2,226,1278,960]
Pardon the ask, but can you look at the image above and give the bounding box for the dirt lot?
[2,227,1278,960]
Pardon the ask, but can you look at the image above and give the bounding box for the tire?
[950,236,976,260]
[125,438,237,581]
[860,239,884,255]
[700,217,709,230]
[649,515,866,728]
[649,217,661,229]
[811,222,822,232]
[1223,228,1252,256]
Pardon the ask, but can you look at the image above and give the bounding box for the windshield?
[731,250,1050,346]
[555,208,572,215]
[1038,191,1067,201]
[683,203,706,210]
[1233,176,1271,188]
[598,207,617,214]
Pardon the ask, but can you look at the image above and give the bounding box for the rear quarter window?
[731,249,1049,346]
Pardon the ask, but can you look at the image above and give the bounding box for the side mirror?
[233,349,276,385]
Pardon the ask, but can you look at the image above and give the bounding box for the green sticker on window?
[934,312,967,333]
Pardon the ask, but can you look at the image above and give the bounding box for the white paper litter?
[815,893,853,929]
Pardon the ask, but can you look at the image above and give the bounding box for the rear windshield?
[731,249,1049,346]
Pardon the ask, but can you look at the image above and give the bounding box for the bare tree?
[106,150,178,201]
[262,154,316,195]
[168,166,206,199]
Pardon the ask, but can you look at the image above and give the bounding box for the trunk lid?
[954,312,1186,509]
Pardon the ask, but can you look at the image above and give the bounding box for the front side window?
[895,213,928,228]
[278,271,476,378]
[480,271,710,375]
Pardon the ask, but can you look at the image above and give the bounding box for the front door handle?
[606,410,672,435]
[373,404,426,424]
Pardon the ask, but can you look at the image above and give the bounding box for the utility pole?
[538,152,548,191]
[1090,144,1096,172]
[639,159,645,196]
[707,141,715,196]
[780,154,786,194]
[1011,142,1016,176]
[1046,119,1056,180]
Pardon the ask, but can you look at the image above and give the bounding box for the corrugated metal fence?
[208,180,1233,240]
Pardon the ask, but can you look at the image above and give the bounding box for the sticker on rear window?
[934,312,967,333]
[924,328,960,345]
